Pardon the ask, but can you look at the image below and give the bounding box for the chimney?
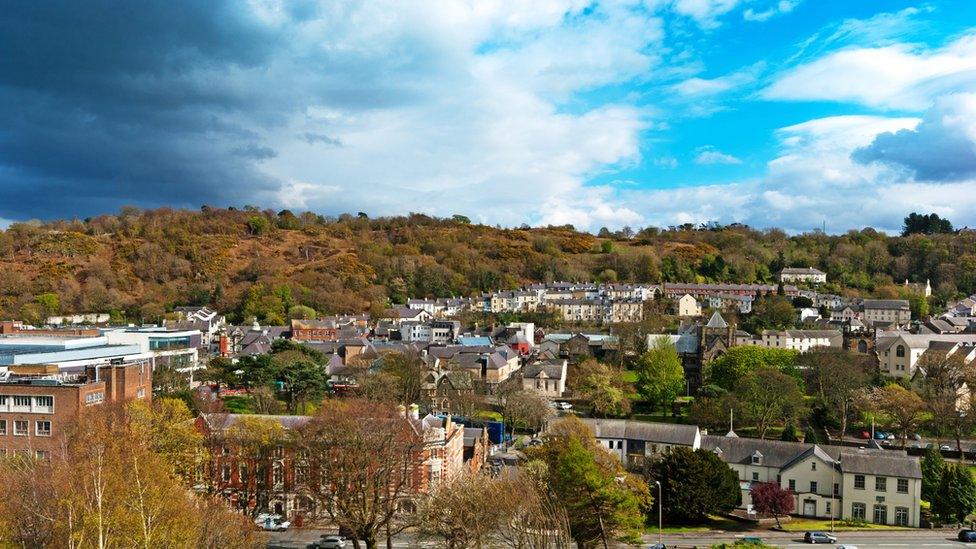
[408,403,420,420]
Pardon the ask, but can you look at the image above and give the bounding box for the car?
[554,401,573,410]
[858,430,870,439]
[804,531,837,544]
[647,544,667,549]
[740,536,763,544]
[313,535,347,549]
[886,433,895,440]
[254,513,290,532]
[836,546,858,549]
[959,529,976,542]
[941,444,952,451]
[873,431,887,440]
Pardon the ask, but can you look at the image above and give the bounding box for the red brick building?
[0,361,152,459]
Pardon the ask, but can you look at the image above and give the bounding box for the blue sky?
[2,0,976,233]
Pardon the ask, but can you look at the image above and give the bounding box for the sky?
[2,1,976,233]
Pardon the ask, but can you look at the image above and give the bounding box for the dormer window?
[751,451,763,465]
[896,345,905,358]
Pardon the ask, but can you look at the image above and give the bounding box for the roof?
[582,419,699,446]
[780,267,826,275]
[705,311,729,329]
[522,359,566,380]
[863,299,910,311]
[838,451,922,479]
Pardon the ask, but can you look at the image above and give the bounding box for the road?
[268,528,972,548]
[648,529,971,548]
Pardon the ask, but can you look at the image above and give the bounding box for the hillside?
[0,207,973,324]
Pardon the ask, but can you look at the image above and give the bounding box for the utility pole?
[655,480,663,545]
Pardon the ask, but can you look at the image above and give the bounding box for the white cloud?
[694,146,742,164]
[743,0,800,22]
[764,33,976,110]
[671,0,741,29]
[672,62,764,97]
[854,92,976,180]
[653,156,679,168]
[248,1,659,231]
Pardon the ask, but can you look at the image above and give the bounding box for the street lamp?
[654,480,663,545]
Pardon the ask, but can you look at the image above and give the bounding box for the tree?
[287,304,317,319]
[915,351,976,451]
[932,464,976,523]
[417,472,505,548]
[297,400,422,549]
[705,346,799,391]
[451,214,471,224]
[635,336,685,415]
[278,359,327,413]
[750,482,794,528]
[601,240,613,254]
[736,367,806,439]
[921,445,946,503]
[501,388,553,438]
[647,447,740,523]
[573,360,633,418]
[128,397,206,486]
[800,348,873,441]
[203,356,241,392]
[745,295,796,332]
[530,417,650,547]
[858,384,926,446]
[903,212,953,236]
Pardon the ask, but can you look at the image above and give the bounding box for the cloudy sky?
[2,0,976,233]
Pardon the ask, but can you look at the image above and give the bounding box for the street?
[649,529,973,548]
[267,527,973,548]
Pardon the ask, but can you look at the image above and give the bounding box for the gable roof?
[839,451,921,479]
[582,419,699,446]
[705,311,729,329]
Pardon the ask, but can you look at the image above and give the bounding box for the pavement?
[267,527,973,548]
[646,528,972,548]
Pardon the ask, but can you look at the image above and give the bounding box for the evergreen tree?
[921,445,946,503]
[635,337,685,415]
[932,464,976,523]
[647,447,740,523]
[780,423,799,442]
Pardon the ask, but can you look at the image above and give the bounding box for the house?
[739,329,843,352]
[862,300,911,327]
[677,294,702,317]
[581,418,701,470]
[381,307,433,326]
[538,332,617,360]
[778,267,827,285]
[701,436,922,527]
[521,359,568,398]
[662,283,799,299]
[876,333,976,379]
[423,368,475,415]
[903,279,932,298]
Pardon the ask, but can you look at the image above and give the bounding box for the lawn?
[650,515,751,534]
[776,518,910,532]
[221,395,255,414]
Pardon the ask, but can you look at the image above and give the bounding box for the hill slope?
[0,207,973,324]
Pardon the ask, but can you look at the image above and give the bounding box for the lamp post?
[655,480,663,545]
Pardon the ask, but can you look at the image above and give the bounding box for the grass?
[776,518,910,532]
[221,395,255,414]
[650,515,751,534]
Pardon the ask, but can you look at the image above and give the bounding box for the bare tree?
[801,348,873,441]
[297,399,422,549]
[916,351,976,451]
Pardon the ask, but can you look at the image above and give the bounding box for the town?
[4,236,976,547]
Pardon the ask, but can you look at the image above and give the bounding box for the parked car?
[858,430,870,439]
[941,444,952,451]
[873,431,887,440]
[804,531,837,544]
[959,529,976,542]
[836,546,859,549]
[254,513,290,532]
[554,401,573,410]
[311,535,347,549]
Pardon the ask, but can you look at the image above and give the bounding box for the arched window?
[896,345,905,358]
[858,340,868,353]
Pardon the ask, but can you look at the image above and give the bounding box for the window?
[273,462,284,485]
[752,472,759,482]
[35,450,49,461]
[896,345,905,358]
[85,392,104,405]
[897,478,909,494]
[13,396,30,407]
[894,507,909,526]
[34,396,53,408]
[239,463,249,483]
[811,462,817,471]
[221,445,230,456]
[873,504,887,525]
[826,502,832,515]
[0,396,6,406]
[35,421,51,437]
[221,465,231,483]
[875,476,887,492]
[810,481,818,493]
[137,387,146,399]
[788,479,796,491]
[834,483,840,497]
[0,420,6,435]
[852,502,866,520]
[13,420,28,436]
[776,474,781,484]
[854,475,865,489]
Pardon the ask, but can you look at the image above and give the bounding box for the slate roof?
[522,359,566,380]
[838,451,922,479]
[863,299,910,311]
[582,419,699,446]
[705,311,729,329]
